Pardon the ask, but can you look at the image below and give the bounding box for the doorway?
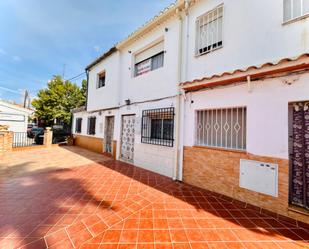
[104,116,114,154]
[120,115,135,163]
[289,101,309,209]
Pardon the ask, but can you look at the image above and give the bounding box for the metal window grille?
[196,107,246,150]
[284,0,309,22]
[87,117,96,135]
[141,107,174,147]
[135,52,164,77]
[196,5,223,56]
[75,118,82,133]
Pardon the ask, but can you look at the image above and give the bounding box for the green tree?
[80,79,87,106]
[32,75,85,126]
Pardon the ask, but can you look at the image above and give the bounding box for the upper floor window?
[284,0,309,22]
[97,72,106,88]
[196,5,223,56]
[134,41,164,77]
[87,116,96,135]
[75,118,82,133]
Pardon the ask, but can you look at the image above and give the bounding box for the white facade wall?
[72,110,104,139]
[118,18,180,104]
[87,52,121,111]
[73,0,309,178]
[184,72,309,159]
[73,97,176,177]
[186,0,309,82]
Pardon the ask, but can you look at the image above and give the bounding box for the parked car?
[27,127,43,138]
[34,129,45,145]
[52,127,70,144]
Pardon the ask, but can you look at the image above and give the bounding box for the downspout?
[178,0,190,181]
[85,69,90,111]
[173,7,183,181]
[174,0,189,181]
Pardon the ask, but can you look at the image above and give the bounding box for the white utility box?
[239,159,278,197]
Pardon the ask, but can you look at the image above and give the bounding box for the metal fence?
[13,132,37,148]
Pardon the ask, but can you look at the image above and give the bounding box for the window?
[75,118,82,133]
[87,116,96,135]
[196,107,246,150]
[97,72,106,88]
[134,41,164,77]
[284,0,309,22]
[196,5,223,56]
[141,107,174,147]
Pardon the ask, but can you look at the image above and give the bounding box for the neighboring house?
[72,0,309,224]
[0,100,33,132]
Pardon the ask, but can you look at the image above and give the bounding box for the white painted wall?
[118,18,180,105]
[184,72,309,159]
[117,97,176,177]
[87,52,121,112]
[0,102,32,132]
[186,0,309,82]
[76,0,309,178]
[73,97,176,178]
[72,111,104,138]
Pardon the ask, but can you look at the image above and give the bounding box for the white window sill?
[195,45,223,58]
[282,13,309,25]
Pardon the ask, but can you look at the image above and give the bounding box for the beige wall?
[74,134,103,154]
[183,146,309,224]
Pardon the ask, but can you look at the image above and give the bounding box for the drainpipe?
[85,69,90,111]
[178,0,190,181]
[173,7,183,181]
[173,0,189,181]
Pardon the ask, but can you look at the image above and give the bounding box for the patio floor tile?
[0,146,308,248]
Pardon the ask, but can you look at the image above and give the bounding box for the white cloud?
[93,45,101,52]
[0,49,6,55]
[12,55,21,62]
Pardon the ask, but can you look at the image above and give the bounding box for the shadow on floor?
[0,161,113,248]
[62,146,307,243]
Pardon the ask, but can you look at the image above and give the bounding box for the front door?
[104,116,114,154]
[289,101,309,209]
[120,115,135,162]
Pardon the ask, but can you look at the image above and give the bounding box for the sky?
[0,0,175,104]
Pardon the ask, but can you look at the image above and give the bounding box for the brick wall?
[183,146,309,224]
[0,131,13,155]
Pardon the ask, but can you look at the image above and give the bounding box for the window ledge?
[288,205,309,216]
[282,13,309,25]
[195,45,223,58]
[193,145,247,154]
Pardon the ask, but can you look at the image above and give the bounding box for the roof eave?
[85,47,117,71]
[116,0,184,50]
[181,54,309,92]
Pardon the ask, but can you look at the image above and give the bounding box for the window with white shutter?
[134,41,164,77]
[283,0,309,22]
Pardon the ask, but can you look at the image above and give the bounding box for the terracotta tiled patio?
[0,147,308,249]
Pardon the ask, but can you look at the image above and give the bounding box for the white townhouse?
[0,100,33,132]
[73,0,309,225]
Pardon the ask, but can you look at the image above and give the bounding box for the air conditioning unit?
[239,159,278,197]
